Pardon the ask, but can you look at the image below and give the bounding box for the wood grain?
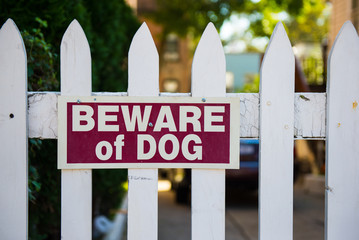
[0,18,28,240]
[127,22,159,240]
[326,21,359,240]
[191,22,226,240]
[259,22,295,240]
[28,92,327,139]
[60,20,92,240]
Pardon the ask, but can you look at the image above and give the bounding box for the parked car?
[160,139,259,204]
[226,139,259,190]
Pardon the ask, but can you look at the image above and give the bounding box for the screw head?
[202,98,206,102]
[149,122,153,127]
[77,99,81,104]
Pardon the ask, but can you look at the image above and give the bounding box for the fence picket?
[191,22,226,240]
[259,22,295,240]
[60,20,92,239]
[0,19,27,240]
[326,21,359,240]
[3,17,359,240]
[127,23,159,240]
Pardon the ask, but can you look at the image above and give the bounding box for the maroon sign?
[58,96,240,169]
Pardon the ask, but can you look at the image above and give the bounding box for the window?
[163,78,180,92]
[226,71,234,93]
[163,34,180,62]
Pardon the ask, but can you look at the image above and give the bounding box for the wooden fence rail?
[1,18,359,240]
[28,91,326,139]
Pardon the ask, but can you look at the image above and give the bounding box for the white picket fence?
[0,18,358,240]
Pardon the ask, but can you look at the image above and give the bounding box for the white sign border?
[58,96,240,169]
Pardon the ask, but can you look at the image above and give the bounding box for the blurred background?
[0,0,354,239]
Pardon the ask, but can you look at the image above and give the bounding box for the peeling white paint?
[294,92,326,139]
[28,92,58,139]
[28,92,327,139]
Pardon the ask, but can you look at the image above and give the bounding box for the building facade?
[329,0,359,49]
[126,0,192,93]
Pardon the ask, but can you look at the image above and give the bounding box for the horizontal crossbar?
[28,92,326,139]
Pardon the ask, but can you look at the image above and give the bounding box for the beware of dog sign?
[58,96,240,169]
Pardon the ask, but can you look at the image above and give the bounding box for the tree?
[285,0,329,44]
[0,0,140,91]
[151,0,303,37]
[1,1,139,239]
[150,0,328,46]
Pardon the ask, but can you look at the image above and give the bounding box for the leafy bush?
[28,139,60,240]
[1,0,140,237]
[23,17,59,91]
[1,0,139,92]
[239,74,260,93]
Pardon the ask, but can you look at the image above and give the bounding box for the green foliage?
[21,22,60,238]
[28,140,42,205]
[238,74,260,93]
[28,140,61,240]
[0,0,139,238]
[151,0,305,38]
[78,0,140,91]
[22,18,59,91]
[150,0,328,93]
[151,0,328,47]
[93,170,128,217]
[301,55,324,85]
[1,0,140,92]
[151,0,245,37]
[286,0,329,44]
[0,0,71,44]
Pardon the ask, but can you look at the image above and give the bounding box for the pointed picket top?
[0,18,27,89]
[0,18,26,53]
[60,19,92,239]
[127,22,159,240]
[259,21,294,240]
[192,22,225,97]
[327,21,359,90]
[0,18,23,42]
[260,22,294,90]
[0,18,27,239]
[61,19,91,96]
[128,22,159,96]
[326,21,359,239]
[191,22,226,240]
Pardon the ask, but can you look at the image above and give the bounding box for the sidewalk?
[107,179,325,240]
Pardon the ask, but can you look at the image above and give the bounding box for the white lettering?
[122,105,152,132]
[158,134,180,160]
[95,141,113,161]
[114,134,125,160]
[98,105,119,131]
[72,105,95,132]
[179,106,201,132]
[182,134,202,160]
[137,134,156,160]
[154,106,177,132]
[204,106,225,132]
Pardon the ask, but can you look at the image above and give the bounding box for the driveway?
[159,184,324,240]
